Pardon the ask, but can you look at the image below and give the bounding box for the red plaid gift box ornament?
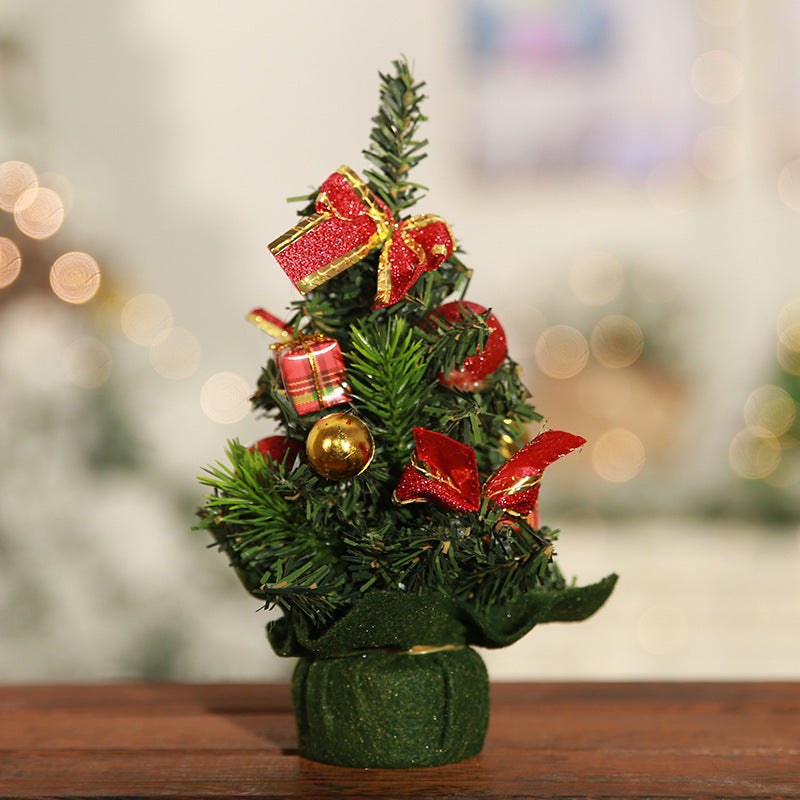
[275,334,352,416]
[268,166,454,308]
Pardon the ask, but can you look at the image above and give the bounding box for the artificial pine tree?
[197,58,616,768]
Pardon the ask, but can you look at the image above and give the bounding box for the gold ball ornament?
[306,412,375,481]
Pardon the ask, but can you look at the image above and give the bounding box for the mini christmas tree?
[197,58,617,769]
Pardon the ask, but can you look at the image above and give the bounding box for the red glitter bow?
[393,427,586,516]
[268,166,454,308]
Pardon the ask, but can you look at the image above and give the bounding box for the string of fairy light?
[0,159,251,425]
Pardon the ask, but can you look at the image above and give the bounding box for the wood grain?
[0,682,798,799]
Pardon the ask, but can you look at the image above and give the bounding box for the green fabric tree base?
[292,647,489,768]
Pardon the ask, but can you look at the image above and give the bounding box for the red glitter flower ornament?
[394,427,586,517]
[394,428,482,513]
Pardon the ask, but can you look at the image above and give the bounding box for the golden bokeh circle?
[534,325,589,379]
[200,372,251,424]
[0,237,22,288]
[743,385,796,438]
[778,340,800,376]
[14,187,65,239]
[591,428,646,483]
[0,161,37,212]
[729,429,781,479]
[50,252,101,304]
[149,327,202,380]
[777,298,800,350]
[120,293,174,346]
[590,314,644,369]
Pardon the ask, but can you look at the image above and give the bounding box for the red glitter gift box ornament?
[275,335,352,416]
[268,166,454,307]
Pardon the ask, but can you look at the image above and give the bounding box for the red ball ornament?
[429,301,508,390]
[249,436,303,468]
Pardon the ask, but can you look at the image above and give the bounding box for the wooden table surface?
[0,682,798,799]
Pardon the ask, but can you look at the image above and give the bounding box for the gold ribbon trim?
[481,472,542,504]
[409,451,461,491]
[381,644,466,656]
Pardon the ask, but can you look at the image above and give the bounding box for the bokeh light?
[744,385,796,438]
[534,325,589,379]
[637,604,689,657]
[777,341,800,376]
[777,161,800,212]
[777,298,800,350]
[569,251,623,306]
[0,237,22,288]
[590,314,644,369]
[729,429,782,479]
[62,337,113,389]
[200,372,251,424]
[693,126,743,181]
[591,428,645,482]
[14,187,65,239]
[120,294,174,345]
[647,160,700,212]
[150,327,202,380]
[49,252,101,304]
[0,161,37,212]
[690,50,743,105]
[765,456,800,489]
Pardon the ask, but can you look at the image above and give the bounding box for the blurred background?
[2,0,799,683]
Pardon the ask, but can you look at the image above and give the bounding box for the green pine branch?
[420,303,493,377]
[363,56,429,218]
[197,442,350,620]
[346,316,433,470]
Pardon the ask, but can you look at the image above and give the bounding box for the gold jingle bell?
[306,412,375,481]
